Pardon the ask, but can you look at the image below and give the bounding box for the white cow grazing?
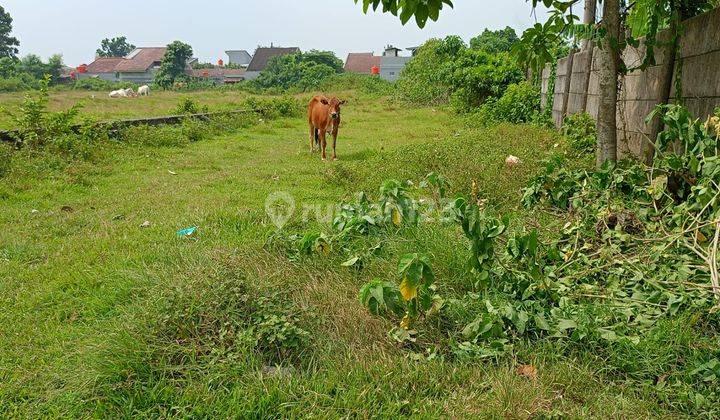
[138,85,150,96]
[109,89,127,98]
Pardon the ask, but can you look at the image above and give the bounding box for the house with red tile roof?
[77,47,175,84]
[344,53,381,74]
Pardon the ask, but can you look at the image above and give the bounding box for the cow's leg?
[309,124,315,152]
[331,130,338,161]
[320,131,327,161]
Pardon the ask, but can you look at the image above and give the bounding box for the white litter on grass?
[30,209,39,214]
[140,221,151,228]
[505,155,521,167]
[168,170,177,175]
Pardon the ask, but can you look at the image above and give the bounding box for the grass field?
[0,91,691,417]
[0,89,254,130]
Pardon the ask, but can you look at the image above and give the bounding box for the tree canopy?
[155,41,193,88]
[96,36,136,58]
[253,51,340,91]
[0,6,20,59]
[469,27,519,54]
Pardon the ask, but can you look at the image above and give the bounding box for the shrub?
[251,50,342,92]
[562,112,597,154]
[0,76,32,92]
[181,118,206,143]
[241,96,303,119]
[475,81,541,124]
[396,38,452,105]
[397,36,523,111]
[174,97,209,115]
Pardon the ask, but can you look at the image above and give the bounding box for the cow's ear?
[320,98,329,105]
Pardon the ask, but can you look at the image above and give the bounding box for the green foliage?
[174,97,209,115]
[562,112,597,154]
[20,54,64,83]
[395,39,451,105]
[240,96,303,119]
[155,41,193,89]
[72,77,136,91]
[0,142,13,178]
[96,36,135,58]
[252,51,341,92]
[475,81,541,124]
[470,26,519,54]
[154,273,310,367]
[359,279,405,317]
[300,50,344,73]
[8,76,81,148]
[0,6,19,59]
[318,73,394,96]
[353,0,454,28]
[398,36,523,111]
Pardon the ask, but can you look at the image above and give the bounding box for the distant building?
[380,45,411,82]
[78,47,170,84]
[225,50,252,67]
[344,44,413,82]
[113,47,167,84]
[79,57,125,81]
[344,53,381,74]
[244,46,300,80]
[191,68,246,84]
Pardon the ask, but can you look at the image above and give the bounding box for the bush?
[181,118,206,143]
[0,76,33,92]
[241,96,303,119]
[562,112,597,154]
[396,38,452,105]
[251,50,342,92]
[397,36,524,111]
[174,97,209,115]
[475,81,541,124]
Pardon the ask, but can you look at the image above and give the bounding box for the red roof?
[85,57,125,74]
[344,53,381,74]
[114,48,167,72]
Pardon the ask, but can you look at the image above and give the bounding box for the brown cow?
[308,95,346,161]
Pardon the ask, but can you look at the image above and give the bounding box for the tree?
[155,41,193,88]
[253,52,338,91]
[20,54,63,82]
[596,0,620,166]
[96,36,136,58]
[470,27,518,54]
[0,6,20,59]
[302,50,344,73]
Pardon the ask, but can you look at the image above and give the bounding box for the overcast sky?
[3,0,550,66]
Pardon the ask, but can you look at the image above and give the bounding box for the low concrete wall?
[542,6,720,158]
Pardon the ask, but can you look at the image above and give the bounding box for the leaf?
[556,319,577,331]
[399,276,418,301]
[341,256,361,267]
[392,207,403,226]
